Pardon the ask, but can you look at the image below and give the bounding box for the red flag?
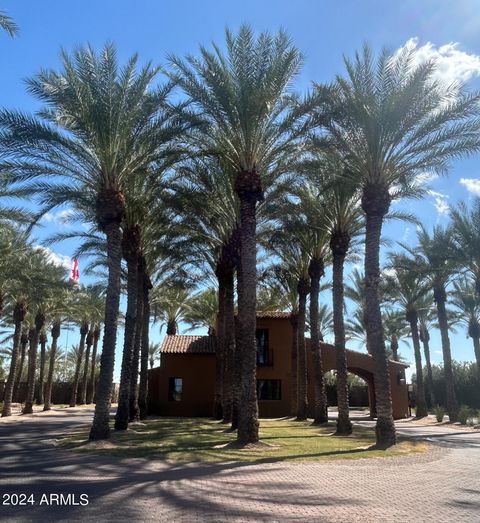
[70,257,79,283]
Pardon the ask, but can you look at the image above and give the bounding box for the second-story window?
[256,328,270,365]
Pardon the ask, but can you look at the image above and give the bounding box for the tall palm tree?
[79,286,104,405]
[22,254,67,414]
[451,276,480,378]
[450,199,480,294]
[382,310,408,362]
[1,301,27,416]
[315,44,480,446]
[403,226,460,421]
[314,161,363,434]
[0,44,187,440]
[86,324,101,405]
[169,25,307,443]
[169,158,239,422]
[385,257,430,417]
[13,329,28,401]
[267,234,311,421]
[417,300,436,407]
[36,329,48,405]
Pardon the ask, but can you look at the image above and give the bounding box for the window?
[256,329,270,366]
[168,377,183,401]
[257,379,281,400]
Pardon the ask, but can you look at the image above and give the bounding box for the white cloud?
[40,209,74,228]
[460,177,480,196]
[428,189,450,215]
[34,246,71,271]
[397,38,480,89]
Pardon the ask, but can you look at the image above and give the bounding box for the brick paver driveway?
[0,408,479,522]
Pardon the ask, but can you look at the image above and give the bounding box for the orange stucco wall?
[148,317,409,419]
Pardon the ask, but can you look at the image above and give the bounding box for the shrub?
[458,405,473,425]
[433,405,445,423]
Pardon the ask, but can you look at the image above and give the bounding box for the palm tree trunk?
[36,331,47,405]
[331,234,353,435]
[235,171,260,443]
[44,321,60,411]
[79,329,93,405]
[362,185,396,448]
[2,302,26,417]
[469,321,480,381]
[24,311,45,414]
[139,272,152,420]
[222,268,235,423]
[13,331,28,402]
[419,326,435,406]
[309,258,329,425]
[87,326,100,404]
[289,315,298,416]
[391,335,399,361]
[406,311,428,417]
[473,336,480,381]
[231,315,241,430]
[70,321,88,407]
[23,328,38,414]
[434,285,459,421]
[166,320,176,335]
[90,219,123,440]
[129,267,144,423]
[214,265,226,420]
[115,226,141,431]
[296,278,309,421]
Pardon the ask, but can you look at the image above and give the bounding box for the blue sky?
[2,0,480,380]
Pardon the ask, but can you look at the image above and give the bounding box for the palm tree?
[316,304,334,342]
[36,329,48,405]
[450,199,480,294]
[417,301,436,407]
[86,324,101,404]
[315,44,480,446]
[0,44,188,440]
[22,254,67,414]
[69,318,88,407]
[43,317,62,411]
[0,10,18,37]
[451,276,480,378]
[315,161,363,434]
[169,25,307,443]
[169,158,240,422]
[1,301,27,416]
[151,281,193,335]
[184,288,218,334]
[404,226,460,421]
[385,257,430,417]
[266,234,311,421]
[13,329,28,400]
[382,310,408,362]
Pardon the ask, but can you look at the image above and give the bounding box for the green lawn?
[59,417,428,462]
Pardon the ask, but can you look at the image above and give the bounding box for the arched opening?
[323,370,373,418]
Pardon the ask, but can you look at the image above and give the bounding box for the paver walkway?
[0,408,479,522]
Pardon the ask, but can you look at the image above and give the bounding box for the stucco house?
[148,312,409,419]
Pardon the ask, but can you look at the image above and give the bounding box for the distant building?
[148,312,409,419]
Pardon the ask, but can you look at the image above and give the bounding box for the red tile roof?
[255,311,294,319]
[160,335,216,354]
